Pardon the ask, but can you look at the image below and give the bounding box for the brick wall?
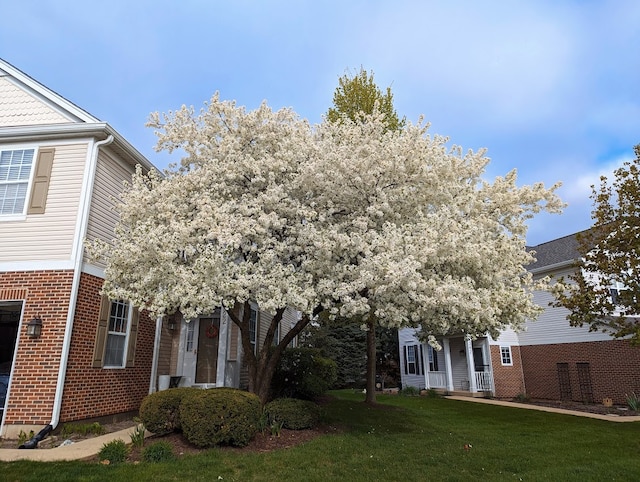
[520,339,640,404]
[0,270,74,425]
[490,345,526,399]
[59,272,155,422]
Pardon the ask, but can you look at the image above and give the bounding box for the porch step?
[428,389,490,398]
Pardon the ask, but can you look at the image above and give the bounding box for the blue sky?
[2,0,639,245]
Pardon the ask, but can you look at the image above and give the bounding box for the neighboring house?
[399,231,640,404]
[0,59,300,440]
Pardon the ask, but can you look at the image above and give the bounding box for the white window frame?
[407,345,417,374]
[500,346,513,366]
[103,300,132,368]
[0,146,36,218]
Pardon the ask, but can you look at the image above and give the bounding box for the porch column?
[465,337,477,392]
[216,310,229,386]
[443,338,454,392]
[422,343,430,389]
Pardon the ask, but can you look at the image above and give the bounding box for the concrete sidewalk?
[0,425,144,462]
[446,395,640,422]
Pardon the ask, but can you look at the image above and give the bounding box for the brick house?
[0,58,157,439]
[399,231,640,404]
[0,59,302,441]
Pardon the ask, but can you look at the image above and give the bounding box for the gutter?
[20,135,114,448]
[149,317,163,394]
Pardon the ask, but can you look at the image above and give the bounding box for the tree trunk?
[365,318,377,404]
[227,303,317,405]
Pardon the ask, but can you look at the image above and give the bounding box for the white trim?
[0,260,76,272]
[500,346,514,366]
[81,262,105,279]
[102,299,133,369]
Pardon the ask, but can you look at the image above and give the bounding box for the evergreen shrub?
[139,387,201,435]
[264,398,321,430]
[179,388,261,448]
[271,347,337,400]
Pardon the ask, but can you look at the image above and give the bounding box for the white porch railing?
[474,371,493,392]
[427,371,447,388]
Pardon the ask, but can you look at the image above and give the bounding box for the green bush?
[142,441,175,462]
[98,439,129,464]
[264,398,321,430]
[399,386,420,397]
[179,388,261,448]
[139,387,201,435]
[271,347,338,400]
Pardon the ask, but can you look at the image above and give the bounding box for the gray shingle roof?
[526,232,582,271]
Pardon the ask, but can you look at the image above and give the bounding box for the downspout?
[149,316,163,394]
[20,135,113,448]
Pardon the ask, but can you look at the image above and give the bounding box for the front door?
[0,301,22,429]
[181,310,221,387]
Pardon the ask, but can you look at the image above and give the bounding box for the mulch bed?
[516,398,639,416]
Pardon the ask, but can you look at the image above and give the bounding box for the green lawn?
[2,390,639,481]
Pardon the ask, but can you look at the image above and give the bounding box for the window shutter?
[415,345,421,375]
[125,306,139,367]
[92,295,110,368]
[403,346,408,375]
[419,345,425,374]
[27,147,55,214]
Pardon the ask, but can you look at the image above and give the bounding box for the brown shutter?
[126,306,139,368]
[27,147,55,214]
[92,295,110,368]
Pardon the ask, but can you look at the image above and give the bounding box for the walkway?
[0,425,144,462]
[446,395,640,422]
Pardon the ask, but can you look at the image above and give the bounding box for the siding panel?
[0,143,86,262]
[85,149,135,266]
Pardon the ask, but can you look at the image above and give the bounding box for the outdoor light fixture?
[26,316,43,338]
[167,318,176,331]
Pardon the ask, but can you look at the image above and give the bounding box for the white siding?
[398,328,425,389]
[0,77,70,126]
[489,327,520,345]
[84,149,135,266]
[518,266,614,346]
[0,142,86,263]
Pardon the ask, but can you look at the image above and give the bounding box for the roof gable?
[0,58,99,127]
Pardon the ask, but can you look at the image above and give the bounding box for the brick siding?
[0,270,156,427]
[520,339,640,404]
[59,272,155,422]
[0,270,74,425]
[490,345,526,398]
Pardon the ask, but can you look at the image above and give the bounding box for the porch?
[420,336,495,397]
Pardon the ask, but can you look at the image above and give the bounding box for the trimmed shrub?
[142,441,175,462]
[179,388,261,448]
[264,398,321,430]
[271,347,337,400]
[139,387,201,435]
[98,439,129,464]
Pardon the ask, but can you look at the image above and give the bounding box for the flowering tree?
[553,146,640,342]
[89,95,563,404]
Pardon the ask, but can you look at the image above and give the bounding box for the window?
[0,149,33,215]
[249,306,258,353]
[500,346,513,366]
[93,296,139,368]
[0,147,54,216]
[404,344,421,375]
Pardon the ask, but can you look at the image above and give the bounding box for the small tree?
[554,145,640,342]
